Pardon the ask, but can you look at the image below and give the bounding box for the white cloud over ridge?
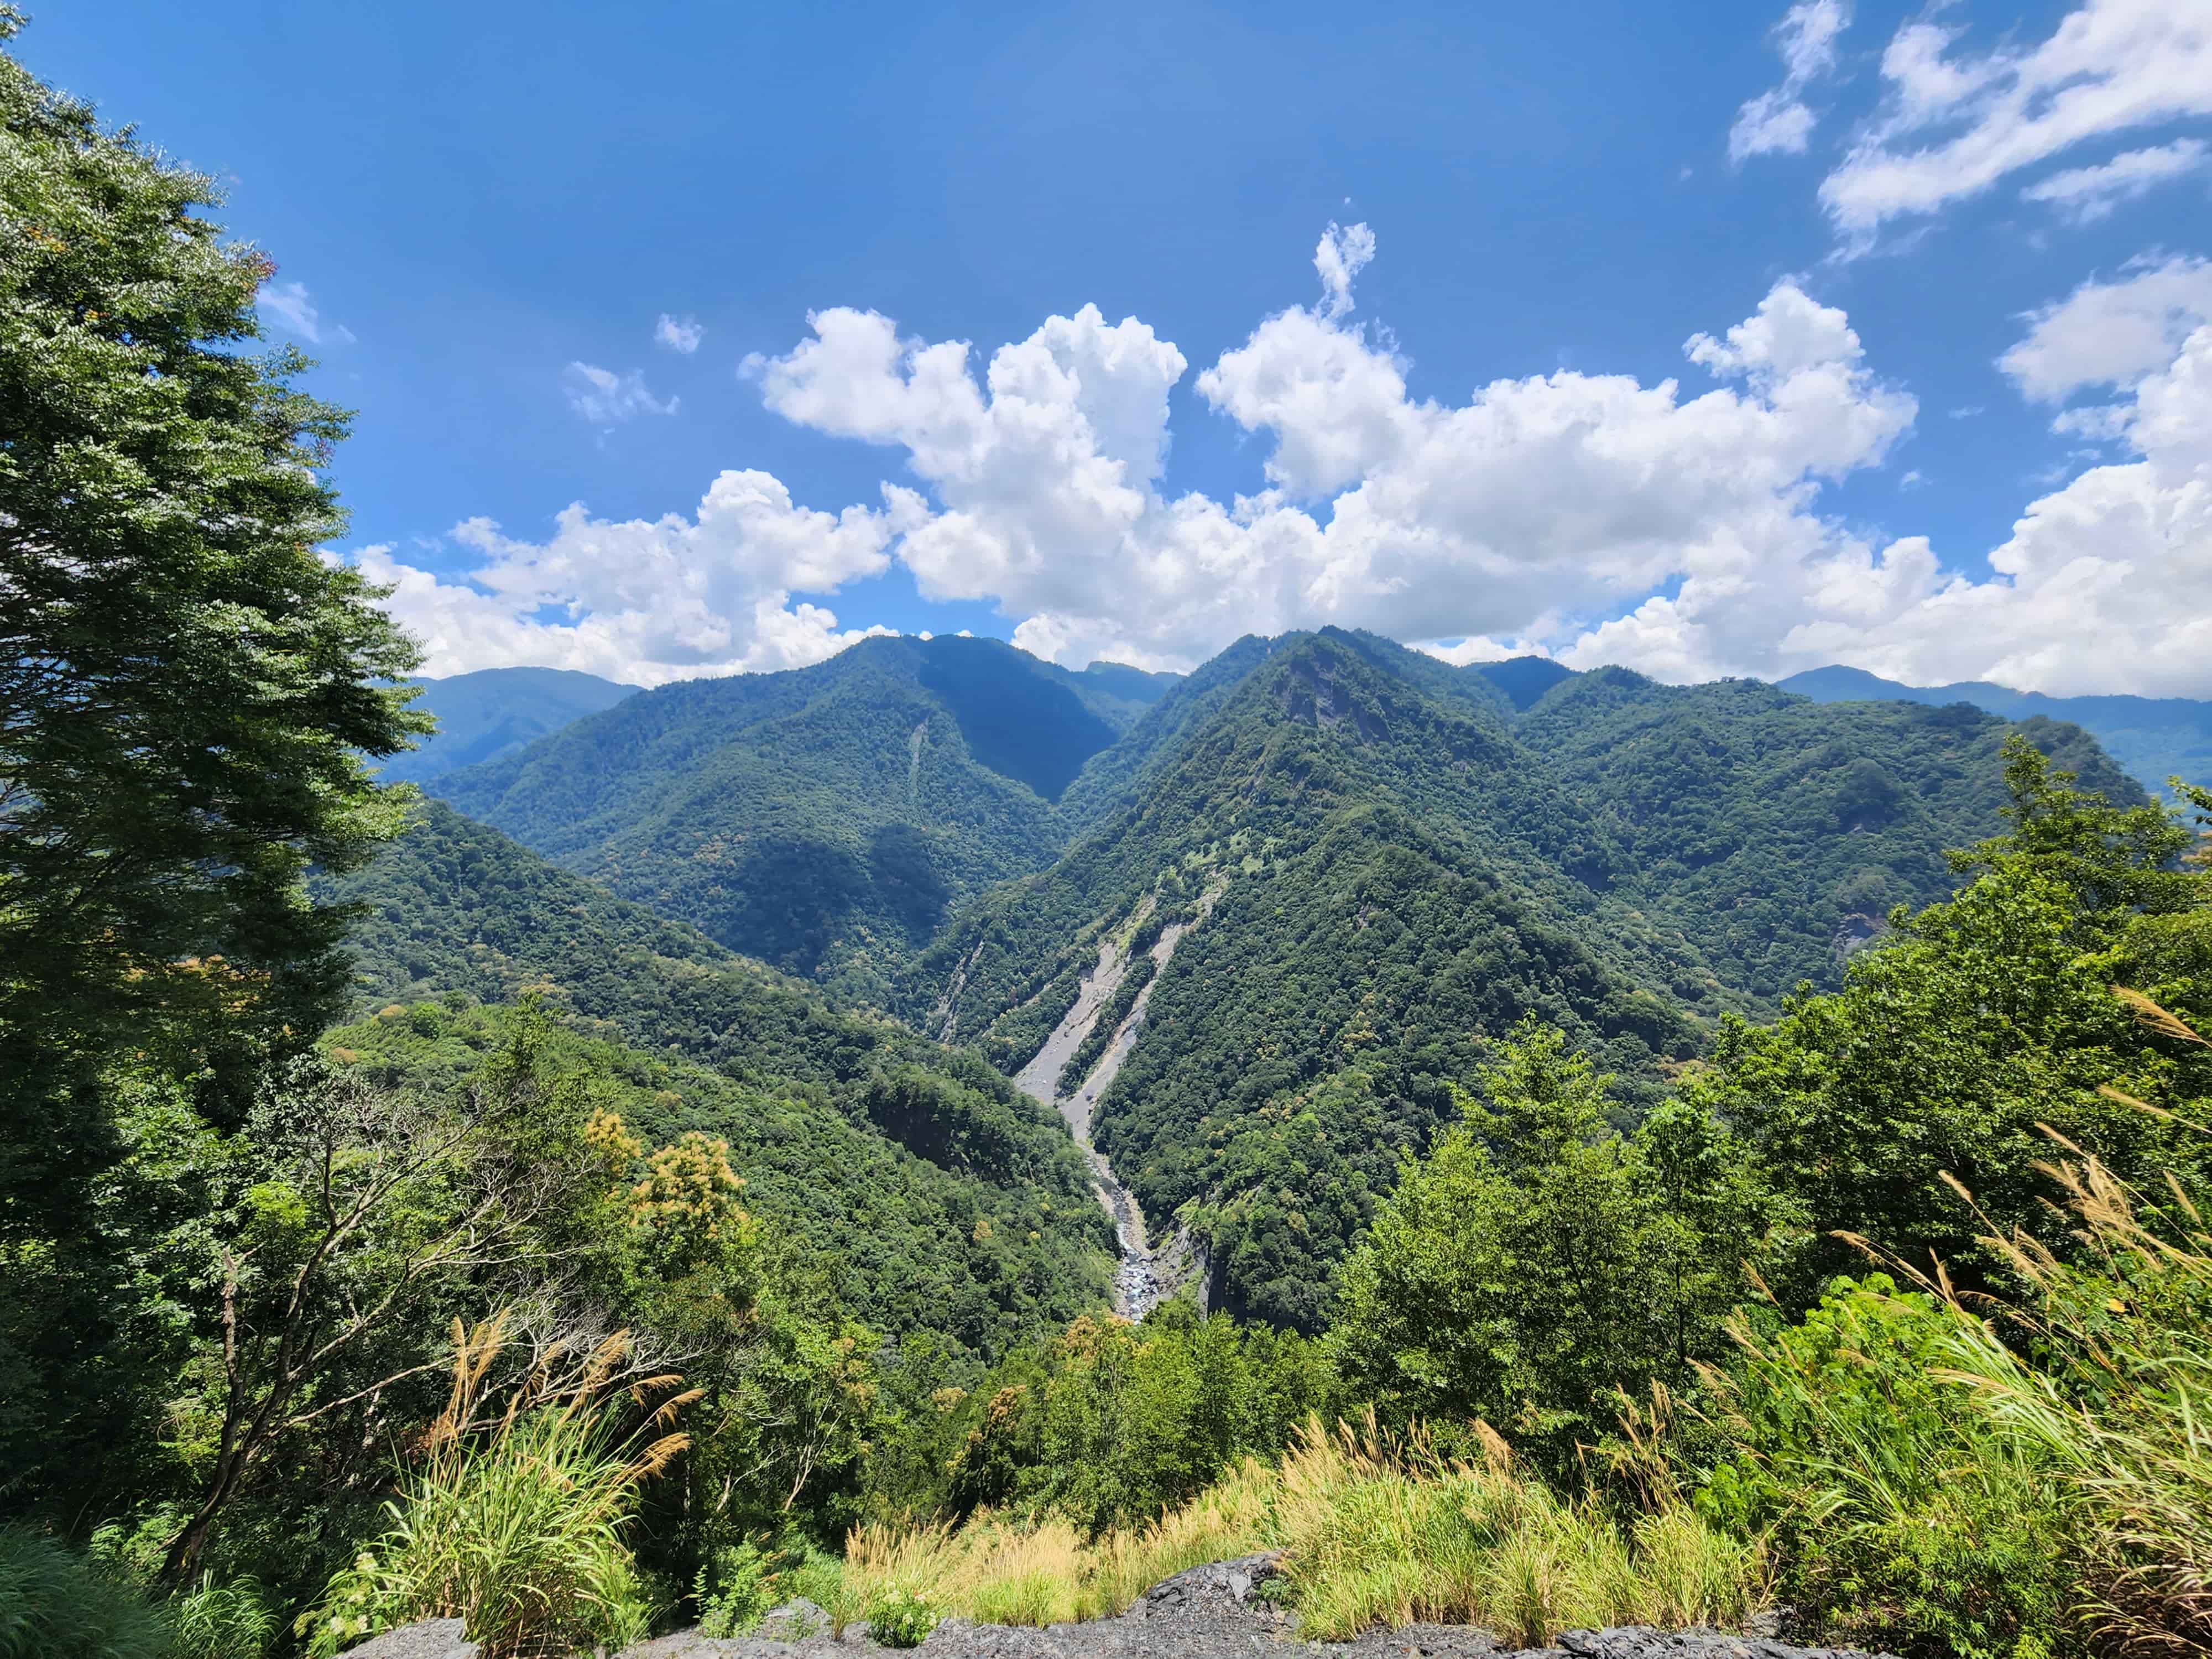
[360,470,911,686]
[362,226,2212,699]
[1820,0,2212,240]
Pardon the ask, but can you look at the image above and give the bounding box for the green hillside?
[435,635,1173,1005]
[373,633,2148,1332]
[319,800,1115,1356]
[913,630,2141,1327]
[1777,662,2212,799]
[1509,666,2142,999]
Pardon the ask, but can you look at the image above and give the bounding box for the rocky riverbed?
[1008,895,1219,1318]
[346,1556,1900,1659]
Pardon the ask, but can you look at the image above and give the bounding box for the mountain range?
[336,629,2169,1331]
[1776,664,2212,800]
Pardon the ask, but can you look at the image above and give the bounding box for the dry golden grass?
[839,1413,1768,1646]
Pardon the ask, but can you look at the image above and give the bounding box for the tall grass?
[1934,1149,2212,1657]
[167,1574,280,1658]
[0,1528,169,1659]
[842,1455,1279,1629]
[301,1321,694,1659]
[1271,1415,1766,1644]
[839,1413,1766,1646]
[1700,997,2212,1659]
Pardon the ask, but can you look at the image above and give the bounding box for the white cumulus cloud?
[354,223,2212,698]
[1820,0,2212,241]
[564,362,679,425]
[1999,255,2212,402]
[357,470,913,685]
[750,227,1914,676]
[1730,0,1853,161]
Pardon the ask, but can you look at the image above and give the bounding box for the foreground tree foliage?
[1326,1021,1793,1476]
[0,6,424,1103]
[1694,743,2212,1284]
[0,10,427,1569]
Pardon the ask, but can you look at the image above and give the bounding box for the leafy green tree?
[1328,1020,1785,1474]
[1694,742,2212,1284]
[0,8,425,1156]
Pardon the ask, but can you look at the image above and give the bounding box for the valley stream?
[1011,906,1208,1317]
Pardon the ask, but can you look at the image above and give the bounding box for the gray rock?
[613,1558,1906,1659]
[757,1599,832,1642]
[1554,1630,1902,1659]
[340,1619,479,1659]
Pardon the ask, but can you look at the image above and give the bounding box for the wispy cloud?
[1730,0,1851,161]
[2021,138,2210,223]
[258,279,355,346]
[563,362,679,425]
[1821,0,2212,242]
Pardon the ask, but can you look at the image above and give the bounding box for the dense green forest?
[910,628,2137,1325]
[1782,662,2212,800]
[9,23,2212,1659]
[319,801,1117,1352]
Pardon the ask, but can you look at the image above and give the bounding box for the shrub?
[1702,1274,2075,1659]
[695,1542,776,1637]
[0,1528,169,1659]
[301,1327,687,1659]
[865,1584,940,1648]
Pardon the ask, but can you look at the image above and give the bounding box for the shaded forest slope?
[320,800,1115,1358]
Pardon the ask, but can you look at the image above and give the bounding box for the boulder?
[756,1598,832,1641]
[340,1619,480,1659]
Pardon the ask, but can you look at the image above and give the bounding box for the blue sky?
[22,0,2212,694]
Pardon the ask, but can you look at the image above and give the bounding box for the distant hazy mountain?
[382,666,640,785]
[1778,665,2211,797]
[434,635,1178,1005]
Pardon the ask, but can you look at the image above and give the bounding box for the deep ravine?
[1009,893,1215,1317]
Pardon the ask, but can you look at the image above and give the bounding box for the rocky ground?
[345,1557,1899,1659]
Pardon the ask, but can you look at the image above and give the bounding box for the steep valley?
[389,626,2151,1333]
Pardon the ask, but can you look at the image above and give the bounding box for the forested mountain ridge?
[435,635,1176,1006]
[1507,665,2141,997]
[378,666,640,785]
[1777,662,2212,799]
[384,626,2143,1333]
[317,799,1117,1355]
[909,628,2144,1327]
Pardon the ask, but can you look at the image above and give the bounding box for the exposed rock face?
[338,1619,478,1658]
[609,1554,1903,1659]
